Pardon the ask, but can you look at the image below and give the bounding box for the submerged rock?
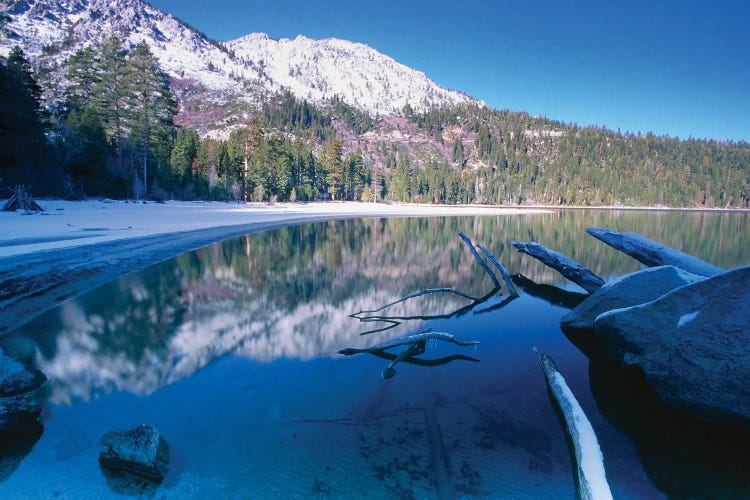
[0,353,46,430]
[561,266,705,332]
[594,266,750,426]
[99,425,170,482]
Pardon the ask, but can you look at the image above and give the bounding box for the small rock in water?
[0,353,47,430]
[561,266,704,332]
[594,265,750,426]
[99,425,170,482]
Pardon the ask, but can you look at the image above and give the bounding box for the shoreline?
[0,201,552,335]
[0,199,746,336]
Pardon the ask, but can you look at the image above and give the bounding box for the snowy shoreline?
[0,199,552,258]
[0,200,550,335]
[1,199,745,336]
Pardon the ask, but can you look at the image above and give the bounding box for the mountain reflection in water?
[1,210,749,498]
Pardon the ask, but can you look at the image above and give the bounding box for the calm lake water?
[1,210,749,499]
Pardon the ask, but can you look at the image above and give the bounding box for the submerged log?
[534,348,613,500]
[511,241,605,294]
[586,227,723,277]
[338,331,479,356]
[382,341,426,379]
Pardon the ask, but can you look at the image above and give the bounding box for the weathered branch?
[534,348,613,500]
[586,227,723,277]
[459,232,502,289]
[511,240,605,293]
[382,341,426,379]
[338,331,479,356]
[2,185,43,212]
[476,242,519,297]
[353,287,478,315]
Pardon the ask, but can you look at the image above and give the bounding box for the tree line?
[1,38,748,208]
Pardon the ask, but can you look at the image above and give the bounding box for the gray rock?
[99,425,170,482]
[0,353,46,430]
[561,266,705,331]
[594,266,750,426]
[0,354,46,397]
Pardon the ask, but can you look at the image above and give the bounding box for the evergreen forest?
[2,39,749,208]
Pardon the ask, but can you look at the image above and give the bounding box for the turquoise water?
[1,211,749,498]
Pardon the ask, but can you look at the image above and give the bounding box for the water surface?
[1,210,749,498]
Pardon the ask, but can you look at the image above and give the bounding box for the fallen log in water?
[534,348,613,500]
[475,242,519,297]
[382,341,426,379]
[586,227,723,277]
[458,232,502,289]
[511,241,605,294]
[338,331,479,356]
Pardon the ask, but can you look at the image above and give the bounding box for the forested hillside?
[1,38,748,207]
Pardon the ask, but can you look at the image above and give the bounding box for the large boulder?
[594,266,750,426]
[99,425,170,482]
[0,352,46,430]
[561,266,704,331]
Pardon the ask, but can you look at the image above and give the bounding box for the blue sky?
[148,0,750,141]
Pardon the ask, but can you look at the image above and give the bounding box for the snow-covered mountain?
[225,32,473,114]
[0,0,476,131]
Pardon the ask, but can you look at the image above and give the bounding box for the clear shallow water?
[1,210,749,498]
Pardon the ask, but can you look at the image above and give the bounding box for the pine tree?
[323,137,343,200]
[124,41,176,197]
[0,46,48,179]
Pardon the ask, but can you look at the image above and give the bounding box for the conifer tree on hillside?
[323,137,343,201]
[125,41,176,197]
[0,46,48,184]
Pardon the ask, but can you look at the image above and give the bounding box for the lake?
[1,210,749,498]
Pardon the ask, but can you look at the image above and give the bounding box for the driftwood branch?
[459,232,502,289]
[352,288,508,334]
[534,348,613,500]
[382,341,426,379]
[2,185,43,212]
[476,242,519,297]
[338,331,479,356]
[586,227,723,277]
[351,233,518,335]
[511,240,605,294]
[353,287,479,315]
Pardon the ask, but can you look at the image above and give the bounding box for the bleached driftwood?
[534,348,613,500]
[586,227,723,277]
[382,341,426,379]
[2,185,43,212]
[459,232,502,289]
[352,233,518,335]
[511,241,605,294]
[354,287,479,315]
[338,331,479,356]
[476,242,519,297]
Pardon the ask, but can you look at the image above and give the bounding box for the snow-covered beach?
[0,199,550,334]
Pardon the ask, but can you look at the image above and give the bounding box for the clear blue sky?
[148,0,750,142]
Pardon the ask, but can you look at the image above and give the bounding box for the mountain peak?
[1,0,477,132]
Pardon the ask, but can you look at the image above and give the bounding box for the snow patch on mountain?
[0,0,478,118]
[225,32,475,114]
